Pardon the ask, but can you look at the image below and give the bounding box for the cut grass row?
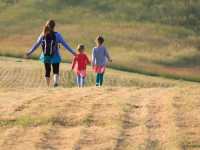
[1,53,200,83]
[1,86,199,149]
[0,56,183,89]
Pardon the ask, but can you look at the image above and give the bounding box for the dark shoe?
[54,83,58,87]
[95,83,99,86]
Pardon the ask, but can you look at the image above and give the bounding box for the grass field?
[1,0,200,81]
[0,56,199,150]
[0,1,200,149]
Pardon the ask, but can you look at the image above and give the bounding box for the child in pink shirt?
[71,44,90,87]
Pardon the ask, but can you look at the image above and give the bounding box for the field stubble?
[0,57,199,149]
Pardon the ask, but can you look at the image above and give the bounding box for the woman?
[23,19,77,87]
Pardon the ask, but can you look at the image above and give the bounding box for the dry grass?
[0,57,199,149]
[0,86,199,150]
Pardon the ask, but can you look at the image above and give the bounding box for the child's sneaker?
[54,82,58,87]
[95,83,99,86]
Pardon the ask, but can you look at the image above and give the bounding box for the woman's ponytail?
[42,20,55,36]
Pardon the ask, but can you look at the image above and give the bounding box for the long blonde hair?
[42,20,55,36]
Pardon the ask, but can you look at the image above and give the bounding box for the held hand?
[23,53,30,59]
[109,59,113,62]
[73,53,78,57]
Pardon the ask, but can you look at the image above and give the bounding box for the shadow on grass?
[183,144,200,148]
[107,63,200,83]
[153,54,200,68]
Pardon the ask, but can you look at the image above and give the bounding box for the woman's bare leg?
[45,77,51,87]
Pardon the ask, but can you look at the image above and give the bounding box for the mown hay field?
[0,57,199,150]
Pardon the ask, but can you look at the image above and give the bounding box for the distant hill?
[1,0,200,30]
[0,0,200,81]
